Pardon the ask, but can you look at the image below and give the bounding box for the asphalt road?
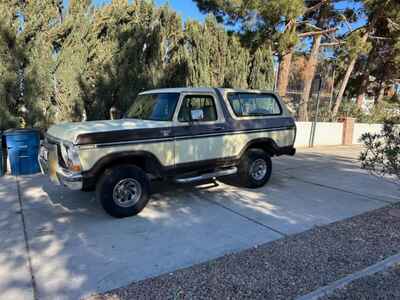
[0,146,398,300]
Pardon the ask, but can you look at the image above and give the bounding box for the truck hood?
[47,119,172,144]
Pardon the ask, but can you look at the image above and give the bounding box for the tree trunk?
[356,73,369,109]
[331,58,356,118]
[375,83,385,104]
[356,93,364,108]
[332,32,369,118]
[355,45,376,110]
[298,34,322,121]
[277,49,293,101]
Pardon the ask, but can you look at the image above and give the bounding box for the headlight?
[60,143,82,172]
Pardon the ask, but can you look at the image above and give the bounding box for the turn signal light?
[70,165,82,172]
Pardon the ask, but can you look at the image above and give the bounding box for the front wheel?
[238,149,272,188]
[96,165,150,218]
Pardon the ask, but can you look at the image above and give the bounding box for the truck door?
[173,92,227,170]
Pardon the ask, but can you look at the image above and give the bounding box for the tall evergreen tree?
[193,0,304,97]
[49,0,93,122]
[297,0,343,121]
[224,36,250,88]
[332,0,400,118]
[248,46,275,90]
[354,0,400,107]
[0,0,20,129]
[15,0,64,127]
[183,19,215,87]
[0,0,275,126]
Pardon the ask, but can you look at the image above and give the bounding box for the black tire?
[238,148,272,188]
[96,165,150,218]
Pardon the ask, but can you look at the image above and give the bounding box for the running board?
[174,167,238,184]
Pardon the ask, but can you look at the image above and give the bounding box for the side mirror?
[190,109,204,122]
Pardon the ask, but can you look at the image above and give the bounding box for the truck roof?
[140,87,276,95]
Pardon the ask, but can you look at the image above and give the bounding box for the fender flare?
[81,150,165,188]
[240,138,295,158]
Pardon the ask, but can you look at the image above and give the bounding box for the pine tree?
[193,0,304,98]
[248,46,275,90]
[331,0,400,118]
[297,0,343,121]
[48,0,93,122]
[0,0,20,129]
[224,36,250,89]
[0,0,275,126]
[17,0,64,127]
[183,19,214,86]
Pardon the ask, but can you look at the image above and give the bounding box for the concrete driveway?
[0,146,398,300]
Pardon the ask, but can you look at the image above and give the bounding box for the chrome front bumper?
[39,146,83,191]
[56,167,83,191]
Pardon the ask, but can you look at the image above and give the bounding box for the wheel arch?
[240,138,280,158]
[82,151,165,191]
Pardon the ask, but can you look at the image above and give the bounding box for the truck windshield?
[126,93,180,121]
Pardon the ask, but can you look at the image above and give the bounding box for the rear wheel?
[96,165,150,218]
[238,149,272,188]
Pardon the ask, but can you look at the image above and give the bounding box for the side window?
[227,93,282,117]
[178,95,218,122]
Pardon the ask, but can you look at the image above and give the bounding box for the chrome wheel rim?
[250,159,267,181]
[113,178,142,208]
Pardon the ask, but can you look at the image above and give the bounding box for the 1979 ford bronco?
[39,88,296,218]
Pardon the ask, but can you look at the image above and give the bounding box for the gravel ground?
[87,203,400,300]
[322,264,400,300]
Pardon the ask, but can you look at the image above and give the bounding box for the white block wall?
[314,122,343,146]
[352,123,383,144]
[295,122,343,148]
[294,122,313,148]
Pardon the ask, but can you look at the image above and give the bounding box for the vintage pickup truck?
[39,88,296,218]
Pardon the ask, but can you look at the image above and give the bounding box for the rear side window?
[227,93,282,117]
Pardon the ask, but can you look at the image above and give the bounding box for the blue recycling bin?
[3,129,40,175]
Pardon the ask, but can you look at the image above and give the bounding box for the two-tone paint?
[43,88,296,190]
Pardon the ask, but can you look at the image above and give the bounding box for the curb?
[296,253,400,300]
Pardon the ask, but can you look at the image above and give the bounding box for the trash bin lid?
[3,128,40,136]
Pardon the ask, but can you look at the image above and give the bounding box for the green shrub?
[360,122,400,184]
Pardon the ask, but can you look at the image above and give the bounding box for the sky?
[154,0,205,22]
[65,0,366,30]
[64,0,205,21]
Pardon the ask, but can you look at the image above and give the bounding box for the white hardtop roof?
[140,87,216,94]
[140,87,276,95]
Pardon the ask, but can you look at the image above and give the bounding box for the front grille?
[57,145,68,169]
[44,134,68,169]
